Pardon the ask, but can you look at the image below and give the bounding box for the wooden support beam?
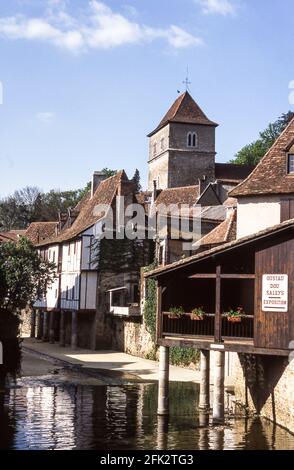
[189,273,255,280]
[214,265,222,343]
[157,346,169,416]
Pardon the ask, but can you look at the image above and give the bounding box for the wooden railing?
[162,312,254,339]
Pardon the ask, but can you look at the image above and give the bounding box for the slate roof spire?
[148,91,218,137]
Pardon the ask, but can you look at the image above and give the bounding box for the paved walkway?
[22,338,200,383]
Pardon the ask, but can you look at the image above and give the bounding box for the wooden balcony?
[162,312,254,340]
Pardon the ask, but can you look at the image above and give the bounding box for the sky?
[0,0,293,196]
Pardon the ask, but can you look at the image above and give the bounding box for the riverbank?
[22,338,203,384]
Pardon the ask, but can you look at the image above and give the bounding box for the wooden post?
[71,311,78,350]
[59,311,65,347]
[30,310,36,338]
[199,349,210,411]
[157,346,169,415]
[212,350,225,424]
[214,265,222,343]
[36,310,42,339]
[42,311,48,341]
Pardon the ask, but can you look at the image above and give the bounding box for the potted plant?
[190,307,205,321]
[223,307,245,323]
[168,306,185,319]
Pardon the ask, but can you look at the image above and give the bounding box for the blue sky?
[0,0,293,196]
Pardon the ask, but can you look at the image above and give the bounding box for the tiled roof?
[36,171,125,246]
[215,163,255,182]
[148,91,217,137]
[223,197,238,207]
[145,217,294,278]
[0,230,27,243]
[155,186,200,207]
[197,209,236,247]
[25,222,58,245]
[230,118,294,197]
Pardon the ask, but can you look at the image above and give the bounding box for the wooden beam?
[158,338,289,356]
[220,274,255,279]
[188,273,216,279]
[214,265,222,343]
[188,273,255,280]
[156,284,163,342]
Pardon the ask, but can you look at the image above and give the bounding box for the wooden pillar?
[30,310,36,338]
[71,311,78,350]
[212,350,225,424]
[42,311,48,341]
[214,265,222,343]
[199,349,210,411]
[49,312,55,344]
[157,346,169,416]
[59,311,65,347]
[36,310,43,339]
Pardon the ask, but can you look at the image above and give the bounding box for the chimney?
[91,170,108,198]
[226,206,235,219]
[198,175,207,195]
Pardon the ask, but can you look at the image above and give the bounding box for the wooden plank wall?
[255,237,294,349]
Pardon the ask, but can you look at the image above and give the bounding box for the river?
[0,351,294,450]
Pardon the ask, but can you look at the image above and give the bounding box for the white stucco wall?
[237,196,281,239]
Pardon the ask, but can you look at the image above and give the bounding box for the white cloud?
[195,0,236,16]
[0,1,202,52]
[36,112,55,123]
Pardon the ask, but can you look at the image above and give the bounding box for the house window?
[287,154,294,174]
[153,143,157,156]
[160,138,164,151]
[52,251,55,263]
[68,244,70,256]
[187,132,198,148]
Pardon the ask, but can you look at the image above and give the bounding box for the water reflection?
[1,382,294,450]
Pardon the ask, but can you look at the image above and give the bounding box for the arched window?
[153,142,157,156]
[187,132,192,147]
[187,132,198,148]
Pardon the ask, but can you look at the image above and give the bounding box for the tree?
[230,111,294,165]
[0,182,91,231]
[101,168,117,178]
[131,169,142,192]
[0,237,56,312]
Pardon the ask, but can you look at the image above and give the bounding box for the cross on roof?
[183,68,191,91]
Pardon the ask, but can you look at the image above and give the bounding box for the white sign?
[262,274,288,312]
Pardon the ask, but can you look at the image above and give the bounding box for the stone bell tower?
[147,91,218,190]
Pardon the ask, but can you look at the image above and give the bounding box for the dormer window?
[287,154,294,174]
[187,132,198,148]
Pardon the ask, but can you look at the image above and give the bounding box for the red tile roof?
[155,186,200,207]
[25,222,58,245]
[197,209,236,247]
[215,163,255,182]
[148,91,218,137]
[37,171,126,246]
[230,118,294,197]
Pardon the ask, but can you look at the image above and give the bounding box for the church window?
[187,132,198,148]
[160,138,164,150]
[287,154,294,174]
[153,143,157,156]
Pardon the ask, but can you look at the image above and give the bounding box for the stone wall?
[233,352,294,433]
[19,307,32,337]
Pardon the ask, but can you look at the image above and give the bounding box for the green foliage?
[170,347,199,367]
[230,111,294,165]
[143,261,158,342]
[131,169,142,192]
[191,306,205,319]
[223,307,245,318]
[168,306,185,318]
[0,237,56,312]
[0,182,91,231]
[101,168,117,178]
